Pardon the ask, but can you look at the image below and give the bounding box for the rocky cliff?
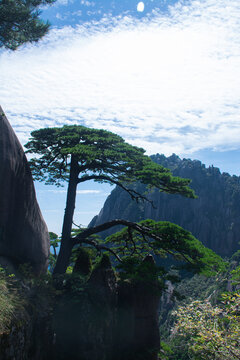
[90,154,240,257]
[0,108,49,274]
[53,254,160,360]
[0,271,54,360]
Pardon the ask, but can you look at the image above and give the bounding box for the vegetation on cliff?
[173,292,240,360]
[0,268,26,333]
[158,252,240,360]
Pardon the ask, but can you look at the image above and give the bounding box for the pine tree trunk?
[53,155,79,274]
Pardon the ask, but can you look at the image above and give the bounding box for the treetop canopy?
[25,125,196,199]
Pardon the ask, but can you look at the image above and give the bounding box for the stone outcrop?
[1,255,160,360]
[0,306,54,360]
[90,154,240,257]
[53,255,118,360]
[53,255,160,360]
[0,278,54,360]
[115,255,160,360]
[0,107,49,274]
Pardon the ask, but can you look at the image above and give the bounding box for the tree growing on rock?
[0,0,56,50]
[25,125,224,276]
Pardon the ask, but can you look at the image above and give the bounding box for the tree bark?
[53,155,79,274]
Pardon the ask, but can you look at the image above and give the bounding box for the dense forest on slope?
[90,154,240,257]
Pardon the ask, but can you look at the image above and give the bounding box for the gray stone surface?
[0,107,49,274]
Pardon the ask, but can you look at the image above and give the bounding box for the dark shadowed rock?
[0,107,49,274]
[115,255,160,360]
[73,247,92,276]
[54,255,117,360]
[54,255,160,360]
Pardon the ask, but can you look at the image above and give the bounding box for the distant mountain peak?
[90,154,240,257]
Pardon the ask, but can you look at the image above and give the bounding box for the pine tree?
[0,0,56,50]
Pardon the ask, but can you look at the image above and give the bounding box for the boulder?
[0,107,49,274]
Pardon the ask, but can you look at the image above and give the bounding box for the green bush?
[0,268,26,333]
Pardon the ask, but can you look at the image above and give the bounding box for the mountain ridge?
[89,154,240,257]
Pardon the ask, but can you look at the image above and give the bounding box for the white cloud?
[56,0,69,5]
[47,189,67,194]
[56,12,68,20]
[51,0,74,7]
[0,0,239,156]
[44,189,101,194]
[72,10,82,17]
[80,0,95,7]
[74,211,98,215]
[56,0,76,6]
[76,190,101,194]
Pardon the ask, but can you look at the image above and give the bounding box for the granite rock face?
[0,108,49,274]
[90,154,240,257]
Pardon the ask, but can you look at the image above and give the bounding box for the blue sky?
[40,0,180,25]
[0,0,240,234]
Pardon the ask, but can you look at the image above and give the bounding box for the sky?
[0,0,240,234]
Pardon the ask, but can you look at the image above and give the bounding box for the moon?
[137,2,145,12]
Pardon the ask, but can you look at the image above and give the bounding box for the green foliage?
[0,0,56,50]
[106,220,226,276]
[231,249,240,263]
[0,267,27,333]
[172,292,240,360]
[25,125,195,198]
[49,232,61,272]
[49,219,225,297]
[174,273,227,303]
[231,266,240,286]
[159,341,173,360]
[158,263,235,360]
[17,263,57,300]
[49,253,57,273]
[0,264,59,343]
[95,253,111,269]
[66,265,73,274]
[117,255,165,294]
[70,229,104,270]
[117,255,160,281]
[49,231,60,242]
